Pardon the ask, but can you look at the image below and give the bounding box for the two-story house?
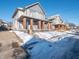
[12,2,52,34]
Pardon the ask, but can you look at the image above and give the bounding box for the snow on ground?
[9,30,79,59]
[34,31,75,42]
[9,30,76,45]
[34,31,65,39]
[9,31,33,45]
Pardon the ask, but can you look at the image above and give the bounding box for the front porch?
[54,24,67,32]
[18,16,53,34]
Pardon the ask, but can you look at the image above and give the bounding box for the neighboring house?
[0,19,13,31]
[0,19,5,26]
[67,23,76,29]
[65,22,76,31]
[12,2,52,34]
[48,15,67,31]
[0,19,8,31]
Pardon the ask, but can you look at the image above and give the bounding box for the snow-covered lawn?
[9,30,76,45]
[34,31,75,42]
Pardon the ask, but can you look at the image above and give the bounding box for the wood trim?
[42,21,45,30]
[22,18,26,29]
[50,23,52,30]
[48,22,50,31]
[38,21,41,30]
[28,19,33,34]
[30,19,33,30]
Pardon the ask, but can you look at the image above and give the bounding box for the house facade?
[12,2,52,34]
[0,19,10,31]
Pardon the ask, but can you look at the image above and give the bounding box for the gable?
[12,2,46,20]
[12,8,24,18]
[25,3,45,15]
[12,9,24,19]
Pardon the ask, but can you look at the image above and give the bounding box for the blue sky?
[0,0,79,25]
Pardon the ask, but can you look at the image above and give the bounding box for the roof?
[12,2,45,18]
[48,15,63,23]
[48,14,60,20]
[24,2,45,15]
[12,8,24,18]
